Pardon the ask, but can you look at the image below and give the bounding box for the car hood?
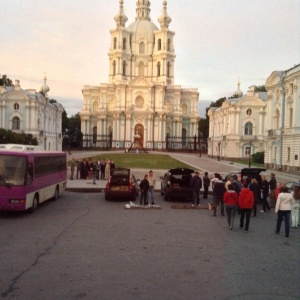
[168,168,195,175]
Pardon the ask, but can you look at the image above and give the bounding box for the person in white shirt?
[147,170,156,205]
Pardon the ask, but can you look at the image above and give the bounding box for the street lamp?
[199,132,202,157]
[248,142,252,167]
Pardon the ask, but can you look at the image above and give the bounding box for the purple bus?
[0,150,67,212]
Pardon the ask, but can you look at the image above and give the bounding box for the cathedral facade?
[80,0,200,150]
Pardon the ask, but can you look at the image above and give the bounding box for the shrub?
[252,151,264,164]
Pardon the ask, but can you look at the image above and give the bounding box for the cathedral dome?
[127,20,158,43]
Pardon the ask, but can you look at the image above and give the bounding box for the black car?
[240,168,266,185]
[160,168,194,201]
[105,168,139,201]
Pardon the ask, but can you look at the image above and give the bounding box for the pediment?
[265,71,283,88]
[130,77,153,87]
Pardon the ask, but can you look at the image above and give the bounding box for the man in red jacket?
[239,183,254,232]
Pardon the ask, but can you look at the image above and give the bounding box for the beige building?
[265,64,300,172]
[207,83,267,161]
[80,0,200,150]
[0,78,64,150]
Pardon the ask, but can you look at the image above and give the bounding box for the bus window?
[0,155,26,185]
[27,163,33,185]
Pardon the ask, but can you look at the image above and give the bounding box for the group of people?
[189,171,300,237]
[139,170,156,206]
[70,158,115,181]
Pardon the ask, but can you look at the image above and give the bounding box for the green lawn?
[73,153,194,170]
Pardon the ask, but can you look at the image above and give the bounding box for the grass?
[74,153,194,170]
[235,159,265,168]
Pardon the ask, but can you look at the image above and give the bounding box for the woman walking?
[275,186,293,237]
[291,185,300,228]
[223,184,239,230]
[239,184,254,232]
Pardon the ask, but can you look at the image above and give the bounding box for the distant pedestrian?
[203,172,210,199]
[212,174,225,216]
[225,176,233,191]
[110,160,115,176]
[269,173,277,208]
[76,158,81,179]
[70,159,75,180]
[275,182,282,200]
[239,183,254,232]
[105,159,111,180]
[232,175,242,195]
[260,175,270,212]
[100,159,106,180]
[223,183,239,230]
[275,186,293,237]
[190,171,202,206]
[148,170,156,205]
[139,174,149,206]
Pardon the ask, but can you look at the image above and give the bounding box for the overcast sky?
[1,0,299,117]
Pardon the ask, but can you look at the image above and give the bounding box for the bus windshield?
[0,155,26,186]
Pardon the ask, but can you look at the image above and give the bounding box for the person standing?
[291,185,300,229]
[223,184,239,230]
[249,178,260,217]
[76,158,81,179]
[105,159,111,180]
[239,184,254,232]
[70,159,75,180]
[260,175,270,212]
[100,159,106,180]
[212,174,226,216]
[269,173,277,208]
[225,176,233,191]
[275,186,293,237]
[110,160,115,176]
[203,172,210,199]
[190,171,202,207]
[147,170,156,205]
[139,174,149,206]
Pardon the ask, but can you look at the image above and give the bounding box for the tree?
[0,74,14,86]
[253,85,267,92]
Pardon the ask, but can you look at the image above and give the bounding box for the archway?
[134,124,144,146]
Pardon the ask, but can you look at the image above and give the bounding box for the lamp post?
[248,142,252,167]
[199,132,202,157]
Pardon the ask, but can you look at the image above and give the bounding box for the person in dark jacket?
[239,184,254,232]
[190,171,202,206]
[203,172,210,199]
[139,174,149,206]
[212,174,226,217]
[249,178,260,217]
[269,173,277,208]
[261,175,270,212]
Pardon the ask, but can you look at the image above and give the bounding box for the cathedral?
[80,0,200,150]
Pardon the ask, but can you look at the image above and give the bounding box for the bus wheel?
[53,187,59,201]
[30,196,38,213]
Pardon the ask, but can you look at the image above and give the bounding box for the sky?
[1,0,299,118]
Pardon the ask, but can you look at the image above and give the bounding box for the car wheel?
[29,196,38,213]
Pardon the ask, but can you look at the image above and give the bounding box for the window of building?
[14,103,19,110]
[289,83,294,95]
[12,116,20,130]
[113,61,116,76]
[244,122,253,135]
[245,146,251,156]
[182,104,188,116]
[167,39,171,51]
[113,37,117,49]
[167,62,171,77]
[275,109,280,129]
[93,101,98,112]
[287,147,291,161]
[246,108,252,116]
[157,62,161,76]
[122,61,126,76]
[139,42,145,54]
[158,39,161,50]
[289,108,293,127]
[138,62,144,77]
[123,38,126,50]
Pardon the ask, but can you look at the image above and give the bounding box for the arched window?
[113,37,117,49]
[113,61,116,76]
[14,103,19,110]
[123,38,126,50]
[122,61,126,76]
[158,39,161,50]
[157,62,161,76]
[167,39,171,51]
[93,101,98,112]
[138,62,144,77]
[167,62,171,77]
[182,104,188,116]
[244,122,253,135]
[275,109,280,129]
[166,101,172,112]
[139,42,145,54]
[12,116,20,130]
[289,108,293,127]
